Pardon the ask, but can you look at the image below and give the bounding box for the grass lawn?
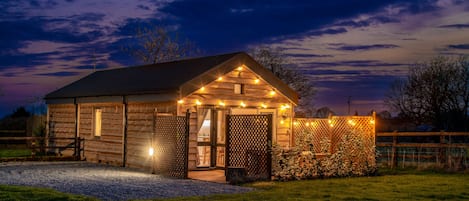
[0,149,31,158]
[0,185,98,201]
[146,170,469,201]
[0,169,468,201]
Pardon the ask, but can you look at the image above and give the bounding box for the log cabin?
[44,52,298,172]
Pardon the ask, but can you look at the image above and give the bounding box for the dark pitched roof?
[45,52,298,104]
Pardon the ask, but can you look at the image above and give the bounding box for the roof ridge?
[96,51,245,73]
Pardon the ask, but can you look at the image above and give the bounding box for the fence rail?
[0,136,84,161]
[376,131,469,169]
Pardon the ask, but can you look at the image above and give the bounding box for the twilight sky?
[1,0,469,117]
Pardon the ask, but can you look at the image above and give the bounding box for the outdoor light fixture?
[200,86,205,91]
[219,101,226,107]
[217,76,223,81]
[195,100,202,106]
[370,119,375,125]
[240,101,246,107]
[254,78,260,84]
[237,66,243,71]
[177,99,184,104]
[149,147,154,156]
[260,103,268,109]
[280,104,290,110]
[269,90,276,96]
[348,119,356,126]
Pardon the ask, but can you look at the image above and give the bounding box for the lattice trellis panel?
[226,114,272,181]
[294,116,375,154]
[153,115,188,179]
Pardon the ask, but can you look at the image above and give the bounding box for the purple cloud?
[448,44,469,49]
[438,23,469,29]
[335,44,400,51]
[35,71,81,77]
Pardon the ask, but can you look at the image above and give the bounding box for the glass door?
[196,108,226,168]
[216,110,226,167]
[197,108,211,167]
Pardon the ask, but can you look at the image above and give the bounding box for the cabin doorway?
[196,108,226,168]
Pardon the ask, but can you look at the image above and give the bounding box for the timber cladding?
[125,103,177,170]
[48,104,76,156]
[79,103,123,166]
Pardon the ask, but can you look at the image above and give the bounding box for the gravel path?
[0,162,252,200]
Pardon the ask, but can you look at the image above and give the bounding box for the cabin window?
[234,83,244,94]
[94,108,102,137]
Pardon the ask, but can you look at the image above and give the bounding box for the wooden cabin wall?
[178,68,294,170]
[48,104,76,156]
[79,103,123,166]
[125,102,176,170]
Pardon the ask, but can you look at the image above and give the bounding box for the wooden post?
[391,130,398,168]
[184,109,190,179]
[439,130,445,168]
[122,100,128,167]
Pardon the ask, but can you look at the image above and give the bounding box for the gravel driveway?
[0,161,252,200]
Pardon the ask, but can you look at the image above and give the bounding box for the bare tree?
[123,25,200,64]
[314,107,335,118]
[250,47,316,116]
[385,56,469,130]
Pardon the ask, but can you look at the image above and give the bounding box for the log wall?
[125,102,176,170]
[79,103,124,166]
[48,104,76,156]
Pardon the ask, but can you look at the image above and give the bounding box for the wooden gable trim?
[180,53,298,105]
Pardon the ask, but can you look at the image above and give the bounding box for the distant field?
[0,149,31,158]
[1,168,468,201]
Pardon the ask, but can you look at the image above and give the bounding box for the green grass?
[143,171,469,201]
[0,149,32,158]
[1,170,468,201]
[0,185,98,201]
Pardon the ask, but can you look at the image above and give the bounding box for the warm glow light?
[177,99,184,104]
[149,147,154,156]
[240,101,246,107]
[306,122,310,126]
[280,104,290,110]
[280,120,285,124]
[237,66,243,71]
[200,86,205,91]
[217,76,223,81]
[370,119,375,125]
[219,101,225,107]
[294,121,299,126]
[260,103,268,108]
[348,119,356,126]
[269,90,276,96]
[195,100,202,105]
[254,78,260,84]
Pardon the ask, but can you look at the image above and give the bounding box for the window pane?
[94,109,102,136]
[197,109,211,142]
[216,147,225,167]
[197,146,210,167]
[217,110,225,144]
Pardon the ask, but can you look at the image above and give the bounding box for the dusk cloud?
[438,23,469,29]
[35,71,81,77]
[448,44,469,49]
[335,44,400,51]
